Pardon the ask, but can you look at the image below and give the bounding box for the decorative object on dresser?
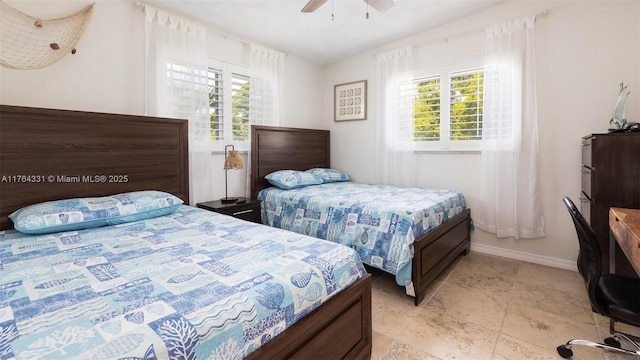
[197,198,262,224]
[334,80,367,122]
[580,132,640,277]
[609,82,631,132]
[221,144,244,203]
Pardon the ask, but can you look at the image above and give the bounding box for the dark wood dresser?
[581,132,640,276]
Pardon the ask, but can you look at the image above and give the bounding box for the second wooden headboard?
[250,125,330,199]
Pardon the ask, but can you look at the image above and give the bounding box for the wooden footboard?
[247,274,372,360]
[412,209,471,306]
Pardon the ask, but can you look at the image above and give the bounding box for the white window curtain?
[475,16,545,239]
[144,5,212,204]
[374,46,416,186]
[249,43,284,126]
[246,43,284,197]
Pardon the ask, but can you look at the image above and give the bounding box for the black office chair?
[557,197,640,358]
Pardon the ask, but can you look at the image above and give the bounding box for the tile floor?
[369,252,640,360]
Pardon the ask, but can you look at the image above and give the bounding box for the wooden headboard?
[0,105,189,230]
[250,125,330,199]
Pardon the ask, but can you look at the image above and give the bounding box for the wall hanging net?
[0,1,94,70]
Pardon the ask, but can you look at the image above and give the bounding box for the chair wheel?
[557,345,573,358]
[604,337,621,348]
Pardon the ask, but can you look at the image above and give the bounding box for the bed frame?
[251,124,471,306]
[0,105,372,360]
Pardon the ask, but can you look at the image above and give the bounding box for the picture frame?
[334,80,367,122]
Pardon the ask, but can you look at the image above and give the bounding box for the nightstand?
[196,197,262,224]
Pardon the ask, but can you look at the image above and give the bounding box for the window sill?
[414,149,480,154]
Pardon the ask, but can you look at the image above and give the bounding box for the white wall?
[0,0,325,204]
[324,0,640,270]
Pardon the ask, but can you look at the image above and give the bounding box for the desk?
[609,207,640,276]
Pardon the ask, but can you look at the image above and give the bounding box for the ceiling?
[144,0,506,65]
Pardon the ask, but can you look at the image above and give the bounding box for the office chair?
[557,197,640,358]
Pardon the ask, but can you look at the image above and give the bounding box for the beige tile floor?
[369,252,640,360]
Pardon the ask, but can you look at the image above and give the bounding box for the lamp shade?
[224,149,243,170]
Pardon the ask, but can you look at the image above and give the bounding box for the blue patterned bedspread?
[258,182,466,286]
[0,205,366,359]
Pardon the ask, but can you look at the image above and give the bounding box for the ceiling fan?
[301,0,395,14]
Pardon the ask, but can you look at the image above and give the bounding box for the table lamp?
[221,144,243,203]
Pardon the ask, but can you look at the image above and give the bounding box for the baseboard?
[470,242,578,272]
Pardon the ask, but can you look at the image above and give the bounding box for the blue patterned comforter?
[258,182,466,286]
[0,205,366,359]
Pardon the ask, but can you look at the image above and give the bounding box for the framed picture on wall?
[334,80,367,122]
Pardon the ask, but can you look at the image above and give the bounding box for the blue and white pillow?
[9,190,183,234]
[265,170,323,190]
[305,168,350,183]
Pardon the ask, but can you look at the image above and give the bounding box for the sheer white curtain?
[476,16,545,239]
[374,46,416,186]
[249,43,284,126]
[144,5,211,204]
[246,43,284,197]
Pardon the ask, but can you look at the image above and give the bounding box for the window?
[165,62,210,141]
[207,60,251,145]
[208,68,223,141]
[450,69,484,141]
[231,73,250,141]
[413,76,441,141]
[412,68,484,150]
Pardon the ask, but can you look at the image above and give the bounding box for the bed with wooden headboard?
[251,124,471,306]
[0,105,371,360]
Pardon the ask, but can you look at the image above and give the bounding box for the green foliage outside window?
[207,69,250,142]
[208,68,223,142]
[450,71,484,141]
[231,76,250,141]
[209,86,222,141]
[413,77,441,141]
[413,70,484,142]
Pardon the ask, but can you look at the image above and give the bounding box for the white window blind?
[165,62,210,141]
[231,72,250,141]
[450,69,484,141]
[207,67,223,141]
[206,60,250,146]
[413,75,441,141]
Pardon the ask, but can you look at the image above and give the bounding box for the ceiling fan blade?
[301,0,328,12]
[366,0,394,12]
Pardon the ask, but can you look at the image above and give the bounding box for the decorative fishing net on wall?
[0,1,94,70]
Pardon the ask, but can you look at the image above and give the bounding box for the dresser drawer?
[196,198,262,224]
[218,203,262,223]
[581,166,592,199]
[582,137,592,168]
[580,193,592,225]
